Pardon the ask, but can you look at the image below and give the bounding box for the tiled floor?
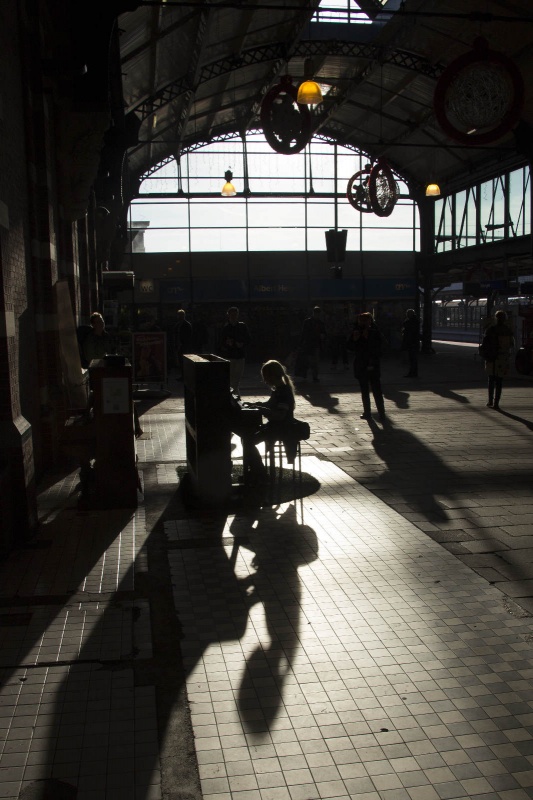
[170,457,533,800]
[1,343,533,799]
[0,506,156,799]
[0,664,160,799]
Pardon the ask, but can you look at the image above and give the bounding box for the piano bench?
[264,439,302,484]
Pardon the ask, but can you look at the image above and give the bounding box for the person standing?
[401,308,420,377]
[299,306,326,382]
[349,311,385,420]
[174,309,193,379]
[83,312,115,364]
[220,306,251,394]
[482,310,515,410]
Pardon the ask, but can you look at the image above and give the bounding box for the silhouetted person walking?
[174,309,192,379]
[482,310,515,410]
[299,306,326,382]
[349,312,385,420]
[220,306,250,395]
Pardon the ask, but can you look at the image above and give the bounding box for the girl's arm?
[256,391,289,421]
[263,402,289,421]
[248,386,291,420]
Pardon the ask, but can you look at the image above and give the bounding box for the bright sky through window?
[313,1,373,24]
[129,133,420,254]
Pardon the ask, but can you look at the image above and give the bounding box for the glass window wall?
[509,167,531,238]
[312,0,378,24]
[130,133,419,253]
[434,165,530,253]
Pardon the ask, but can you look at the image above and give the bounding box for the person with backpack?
[481,310,515,410]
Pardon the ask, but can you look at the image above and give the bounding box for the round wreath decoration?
[347,160,398,217]
[260,75,312,155]
[368,157,399,217]
[346,165,373,213]
[433,37,524,146]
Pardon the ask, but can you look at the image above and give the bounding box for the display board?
[132,331,167,383]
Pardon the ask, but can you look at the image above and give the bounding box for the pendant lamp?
[425,183,441,197]
[221,169,236,197]
[297,59,323,106]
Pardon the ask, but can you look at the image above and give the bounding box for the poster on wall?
[133,332,167,383]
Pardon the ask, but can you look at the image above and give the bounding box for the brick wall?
[0,2,103,546]
[0,3,39,542]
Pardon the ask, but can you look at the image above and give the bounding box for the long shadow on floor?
[382,386,410,410]
[383,385,471,410]
[365,416,533,588]
[431,386,471,404]
[368,416,454,523]
[297,385,340,414]
[497,408,533,431]
[0,506,150,799]
[160,496,320,766]
[231,506,318,734]
[1,488,319,797]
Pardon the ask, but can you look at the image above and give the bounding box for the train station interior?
[1,2,533,799]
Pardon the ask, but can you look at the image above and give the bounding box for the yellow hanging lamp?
[425,182,441,197]
[221,169,236,197]
[297,59,323,105]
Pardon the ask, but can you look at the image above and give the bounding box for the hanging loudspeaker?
[325,229,347,263]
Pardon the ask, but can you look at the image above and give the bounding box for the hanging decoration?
[346,164,373,213]
[368,157,399,217]
[260,75,312,155]
[433,37,524,146]
[346,159,399,217]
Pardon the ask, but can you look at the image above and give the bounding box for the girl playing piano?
[242,360,296,485]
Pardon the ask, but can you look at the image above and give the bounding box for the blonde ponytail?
[261,359,295,398]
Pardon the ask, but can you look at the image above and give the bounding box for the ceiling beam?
[172,2,213,152]
[129,38,443,122]
[238,0,322,134]
[203,0,263,138]
[146,5,163,169]
[121,8,201,66]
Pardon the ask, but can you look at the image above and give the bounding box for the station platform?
[1,342,533,800]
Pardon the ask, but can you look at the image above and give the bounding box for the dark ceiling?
[118,0,533,197]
